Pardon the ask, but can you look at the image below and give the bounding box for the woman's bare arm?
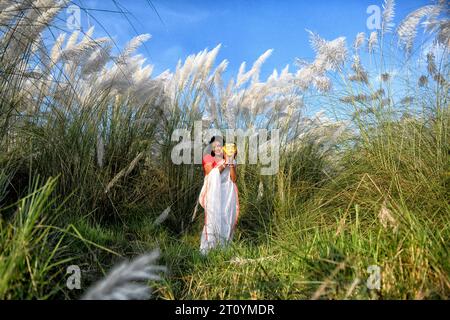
[204,160,226,176]
[229,163,237,183]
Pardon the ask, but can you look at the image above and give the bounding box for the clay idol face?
[223,143,237,157]
[223,143,237,164]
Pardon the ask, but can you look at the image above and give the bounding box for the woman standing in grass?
[198,136,239,254]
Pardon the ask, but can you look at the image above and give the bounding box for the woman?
[198,136,239,254]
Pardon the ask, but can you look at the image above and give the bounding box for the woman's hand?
[224,152,236,165]
[216,159,226,172]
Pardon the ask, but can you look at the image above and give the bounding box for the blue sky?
[62,0,431,78]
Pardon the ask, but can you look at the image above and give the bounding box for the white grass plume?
[368,31,378,53]
[314,75,332,92]
[82,249,166,300]
[81,42,113,77]
[96,133,104,168]
[378,201,398,233]
[348,55,369,84]
[382,0,395,34]
[397,5,443,53]
[0,1,30,26]
[50,33,66,64]
[307,29,327,54]
[60,34,110,63]
[236,49,273,87]
[294,30,347,92]
[257,181,264,201]
[116,34,151,65]
[154,207,171,225]
[306,30,347,72]
[2,0,69,59]
[105,152,145,194]
[353,32,366,51]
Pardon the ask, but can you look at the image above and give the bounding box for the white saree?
[198,160,239,254]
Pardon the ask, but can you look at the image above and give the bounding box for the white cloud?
[156,4,210,25]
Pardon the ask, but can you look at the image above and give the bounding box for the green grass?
[0,0,448,300]
[0,176,70,299]
[0,100,448,300]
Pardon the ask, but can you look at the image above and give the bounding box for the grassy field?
[0,0,449,299]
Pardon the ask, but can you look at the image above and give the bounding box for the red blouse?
[202,154,217,175]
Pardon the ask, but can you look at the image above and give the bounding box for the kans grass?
[0,0,449,299]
